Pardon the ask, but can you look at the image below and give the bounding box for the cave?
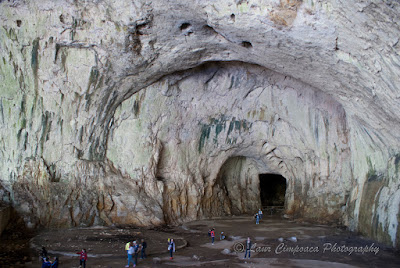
[259,174,286,207]
[0,0,400,252]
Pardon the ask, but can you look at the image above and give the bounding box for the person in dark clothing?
[133,241,139,267]
[140,239,147,259]
[41,257,51,268]
[40,247,48,262]
[41,247,48,257]
[76,248,87,268]
[244,237,252,259]
[51,257,59,268]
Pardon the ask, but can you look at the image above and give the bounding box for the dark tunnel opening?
[259,174,287,207]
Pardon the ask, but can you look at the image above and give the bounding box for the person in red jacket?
[76,248,87,268]
[210,228,215,245]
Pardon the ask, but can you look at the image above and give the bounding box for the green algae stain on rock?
[31,38,39,76]
[133,100,140,117]
[31,37,40,93]
[198,124,211,152]
[358,156,392,245]
[366,156,378,180]
[198,115,252,153]
[87,66,100,92]
[133,93,145,118]
[394,154,400,175]
[212,116,227,143]
[38,111,52,155]
[237,2,249,13]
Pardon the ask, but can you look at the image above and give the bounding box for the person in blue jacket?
[41,257,51,268]
[50,257,58,268]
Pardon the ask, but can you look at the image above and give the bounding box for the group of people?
[41,236,174,268]
[206,228,253,259]
[40,211,263,267]
[40,247,58,268]
[254,208,263,224]
[207,228,226,245]
[125,237,178,267]
[40,246,87,268]
[40,247,87,268]
[125,239,147,267]
[204,210,261,260]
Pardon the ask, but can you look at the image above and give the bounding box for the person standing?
[133,241,140,267]
[168,238,176,260]
[140,239,147,259]
[126,242,134,267]
[258,208,263,219]
[40,247,48,263]
[41,257,51,268]
[255,213,260,224]
[210,228,215,245]
[125,241,131,259]
[50,257,59,268]
[244,237,252,259]
[76,249,87,268]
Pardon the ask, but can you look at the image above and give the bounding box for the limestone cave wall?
[108,62,351,227]
[0,0,399,247]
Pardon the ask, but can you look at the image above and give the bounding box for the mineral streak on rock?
[0,0,399,248]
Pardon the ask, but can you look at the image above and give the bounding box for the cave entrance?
[259,174,286,214]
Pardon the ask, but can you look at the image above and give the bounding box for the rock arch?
[108,62,351,226]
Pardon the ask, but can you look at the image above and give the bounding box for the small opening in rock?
[259,174,286,208]
[156,177,165,182]
[203,25,215,33]
[335,37,339,51]
[179,22,191,31]
[230,14,235,21]
[16,20,22,27]
[203,25,217,36]
[241,41,253,48]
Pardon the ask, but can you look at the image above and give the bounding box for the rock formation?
[0,0,399,247]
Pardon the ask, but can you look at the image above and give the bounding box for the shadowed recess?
[259,174,287,207]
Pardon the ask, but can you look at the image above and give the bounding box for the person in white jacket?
[168,238,176,260]
[126,242,134,267]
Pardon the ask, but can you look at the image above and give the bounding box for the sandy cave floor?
[1,214,400,268]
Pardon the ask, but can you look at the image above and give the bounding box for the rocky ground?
[1,214,399,268]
